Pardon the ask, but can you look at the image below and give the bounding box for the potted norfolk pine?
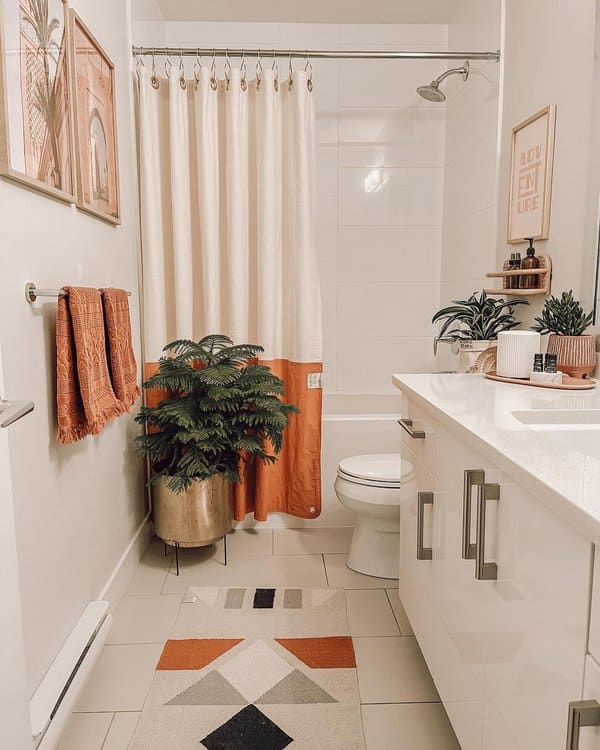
[135,335,298,551]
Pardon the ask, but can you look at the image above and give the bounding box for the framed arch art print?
[0,0,77,202]
[69,10,120,224]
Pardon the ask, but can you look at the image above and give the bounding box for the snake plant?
[432,291,528,349]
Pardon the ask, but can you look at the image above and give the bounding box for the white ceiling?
[155,0,460,24]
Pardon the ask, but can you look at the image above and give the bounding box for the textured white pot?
[496,331,541,378]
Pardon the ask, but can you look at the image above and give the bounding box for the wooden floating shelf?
[483,288,548,296]
[485,254,552,296]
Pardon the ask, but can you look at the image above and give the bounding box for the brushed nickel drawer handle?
[462,470,483,560]
[475,481,500,580]
[566,700,600,750]
[398,418,425,439]
[417,492,433,560]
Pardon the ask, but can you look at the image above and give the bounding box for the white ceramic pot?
[457,340,496,373]
[496,331,541,378]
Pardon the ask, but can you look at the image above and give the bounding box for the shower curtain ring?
[165,53,173,78]
[272,50,279,91]
[193,49,201,88]
[305,52,313,92]
[178,48,187,89]
[150,51,159,89]
[288,52,294,90]
[224,48,232,90]
[256,49,263,90]
[240,49,247,91]
[210,49,218,91]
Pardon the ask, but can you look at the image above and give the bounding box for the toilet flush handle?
[398,418,425,440]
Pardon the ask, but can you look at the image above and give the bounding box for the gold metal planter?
[153,474,233,548]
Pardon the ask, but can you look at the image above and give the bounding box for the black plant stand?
[163,534,228,576]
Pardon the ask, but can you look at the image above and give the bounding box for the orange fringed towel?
[100,288,141,411]
[56,286,124,444]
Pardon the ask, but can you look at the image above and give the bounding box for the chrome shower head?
[416,81,446,102]
[416,61,469,102]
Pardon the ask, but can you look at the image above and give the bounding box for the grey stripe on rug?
[128,587,365,749]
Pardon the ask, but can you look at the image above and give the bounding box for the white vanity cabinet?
[398,441,438,673]
[399,398,592,750]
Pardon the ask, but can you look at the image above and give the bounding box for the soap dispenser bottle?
[519,238,540,289]
[507,253,516,290]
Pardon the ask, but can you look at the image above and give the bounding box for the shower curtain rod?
[132,45,500,62]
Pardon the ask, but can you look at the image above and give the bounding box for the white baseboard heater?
[29,601,112,750]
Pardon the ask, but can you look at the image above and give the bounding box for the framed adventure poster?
[507,105,556,243]
[70,10,120,224]
[0,0,76,201]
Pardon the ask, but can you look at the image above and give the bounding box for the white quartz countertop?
[393,373,600,544]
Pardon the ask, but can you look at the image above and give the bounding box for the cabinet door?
[578,655,600,750]
[398,443,438,675]
[434,426,490,750]
[481,477,590,750]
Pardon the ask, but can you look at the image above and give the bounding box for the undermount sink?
[512,410,600,460]
[512,409,600,427]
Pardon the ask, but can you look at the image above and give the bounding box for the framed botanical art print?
[0,0,76,202]
[69,10,120,224]
[507,105,556,243]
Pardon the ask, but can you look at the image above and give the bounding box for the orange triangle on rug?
[275,637,356,669]
[157,639,243,670]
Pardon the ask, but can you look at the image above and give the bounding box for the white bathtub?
[237,392,402,528]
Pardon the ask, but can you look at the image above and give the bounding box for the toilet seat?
[337,453,414,491]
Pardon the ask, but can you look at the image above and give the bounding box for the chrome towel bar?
[25,282,132,304]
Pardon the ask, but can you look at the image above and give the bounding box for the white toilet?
[334,453,416,579]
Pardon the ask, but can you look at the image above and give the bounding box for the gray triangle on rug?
[167,670,248,706]
[256,668,338,705]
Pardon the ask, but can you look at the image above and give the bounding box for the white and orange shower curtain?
[136,62,323,520]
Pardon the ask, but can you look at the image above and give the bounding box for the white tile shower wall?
[141,20,449,394]
[437,0,502,371]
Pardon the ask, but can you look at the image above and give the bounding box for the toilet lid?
[337,454,413,486]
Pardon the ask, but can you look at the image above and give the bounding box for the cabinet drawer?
[480,480,590,750]
[398,446,437,675]
[400,399,439,479]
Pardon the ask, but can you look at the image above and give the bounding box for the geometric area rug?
[127,588,365,749]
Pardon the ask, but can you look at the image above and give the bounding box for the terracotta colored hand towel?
[100,287,141,410]
[56,287,124,444]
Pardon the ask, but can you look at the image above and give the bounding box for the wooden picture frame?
[0,0,77,202]
[507,105,556,243]
[69,10,120,224]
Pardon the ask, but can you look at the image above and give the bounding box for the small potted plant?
[432,291,529,372]
[532,291,596,378]
[135,335,298,549]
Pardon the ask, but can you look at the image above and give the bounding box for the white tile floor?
[57,528,459,750]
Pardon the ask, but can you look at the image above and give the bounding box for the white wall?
[496,0,597,324]
[131,19,448,394]
[131,0,166,46]
[0,350,33,749]
[433,0,502,369]
[0,0,145,696]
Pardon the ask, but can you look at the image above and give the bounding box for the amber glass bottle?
[519,238,540,289]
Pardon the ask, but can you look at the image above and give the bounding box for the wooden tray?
[485,372,596,391]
